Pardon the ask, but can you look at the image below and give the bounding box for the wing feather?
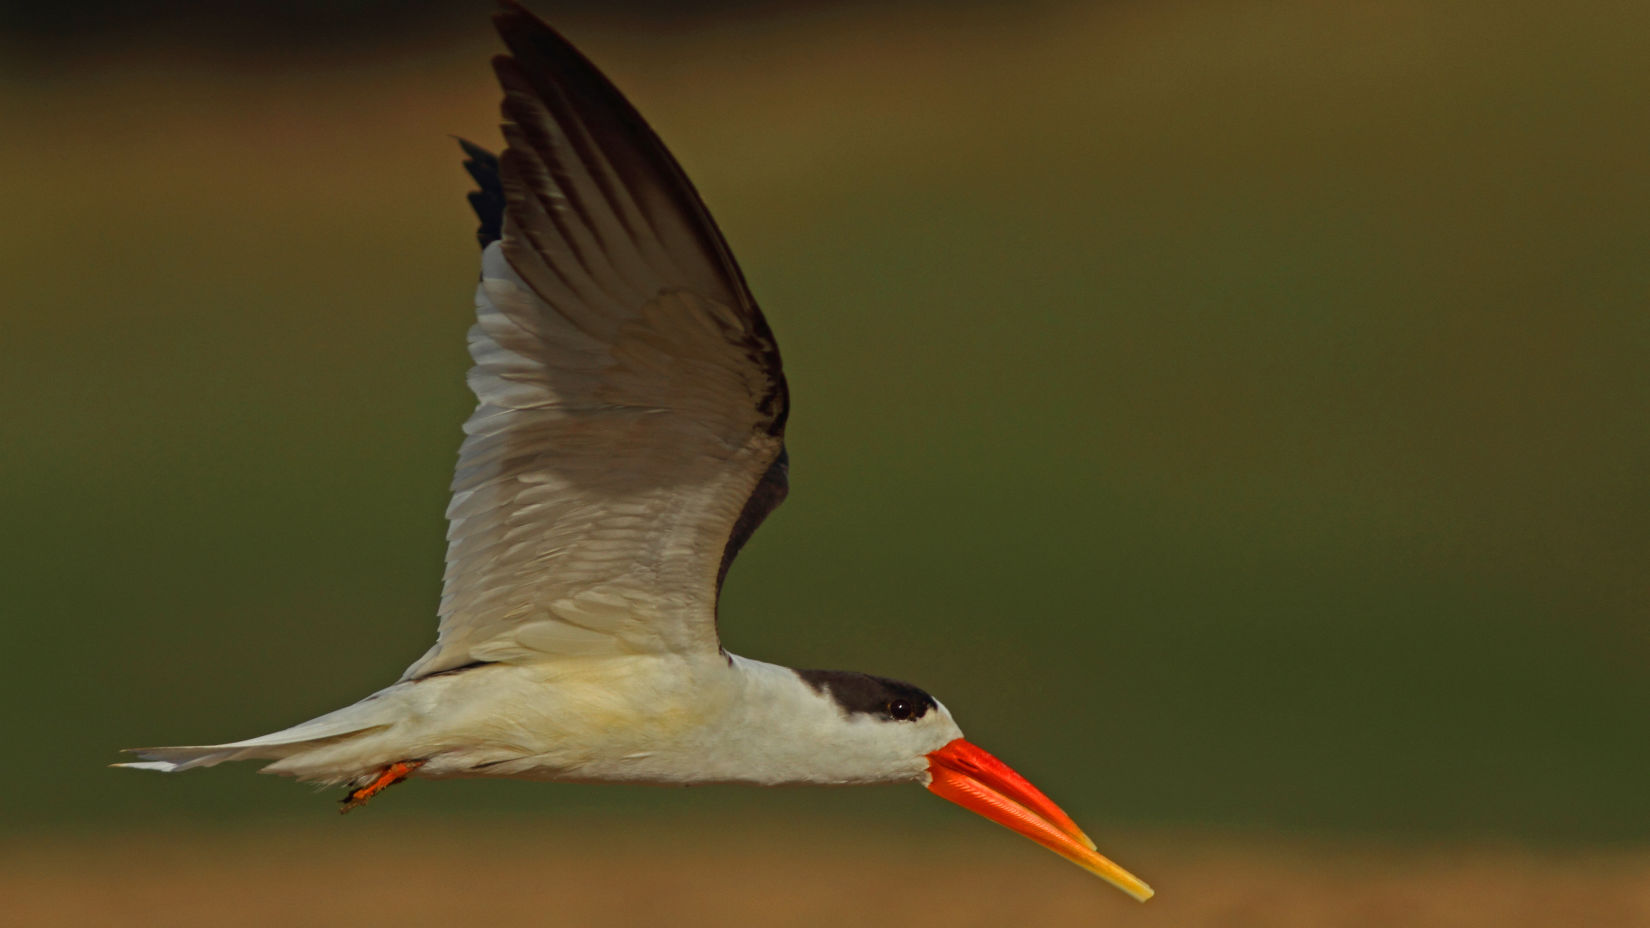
[401,3,788,681]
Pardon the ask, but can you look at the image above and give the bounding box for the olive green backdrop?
[2,0,1645,843]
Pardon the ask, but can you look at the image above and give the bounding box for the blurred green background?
[2,0,1646,850]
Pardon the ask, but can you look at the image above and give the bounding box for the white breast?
[254,653,962,788]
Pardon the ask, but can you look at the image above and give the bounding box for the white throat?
[683,654,963,786]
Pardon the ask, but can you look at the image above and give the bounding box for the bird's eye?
[887,698,915,721]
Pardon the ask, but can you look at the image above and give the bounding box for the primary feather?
[404,5,790,680]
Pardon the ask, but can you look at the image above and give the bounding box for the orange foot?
[339,760,425,814]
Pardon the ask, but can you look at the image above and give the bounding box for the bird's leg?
[339,760,425,813]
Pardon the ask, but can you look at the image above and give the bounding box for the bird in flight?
[119,0,1152,903]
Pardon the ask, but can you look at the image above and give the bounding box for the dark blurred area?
[0,0,1012,68]
[0,0,827,39]
[0,0,473,42]
[1,2,1645,914]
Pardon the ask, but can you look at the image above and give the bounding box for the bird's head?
[795,669,1153,902]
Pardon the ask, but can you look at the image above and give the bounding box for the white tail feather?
[117,698,396,779]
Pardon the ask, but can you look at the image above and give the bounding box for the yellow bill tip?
[926,738,1154,903]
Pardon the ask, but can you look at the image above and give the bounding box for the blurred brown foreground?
[8,823,1647,927]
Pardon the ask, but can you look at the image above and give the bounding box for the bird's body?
[120,0,1153,903]
[134,655,955,790]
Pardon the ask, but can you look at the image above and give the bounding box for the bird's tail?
[115,699,393,782]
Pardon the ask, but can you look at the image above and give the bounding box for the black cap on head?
[795,669,936,722]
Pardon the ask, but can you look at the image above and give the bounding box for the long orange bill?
[926,738,1154,902]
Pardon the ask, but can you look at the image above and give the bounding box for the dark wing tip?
[490,2,613,110]
[456,138,504,250]
[486,1,759,310]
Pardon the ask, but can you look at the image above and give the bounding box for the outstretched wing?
[402,3,789,680]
